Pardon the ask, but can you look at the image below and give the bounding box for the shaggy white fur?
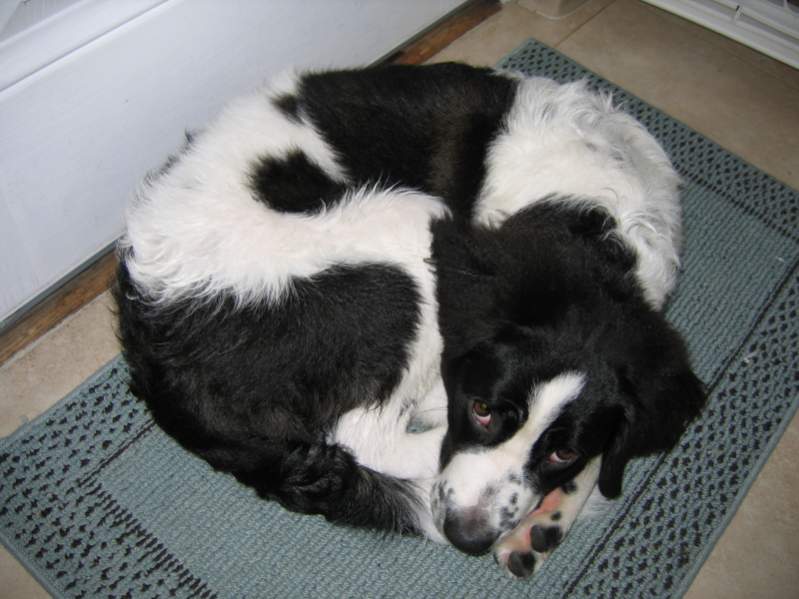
[476,78,682,308]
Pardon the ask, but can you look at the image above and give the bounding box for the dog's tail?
[220,440,428,535]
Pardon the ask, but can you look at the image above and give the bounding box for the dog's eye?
[547,449,578,466]
[471,400,492,427]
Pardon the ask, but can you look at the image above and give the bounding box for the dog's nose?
[442,510,496,556]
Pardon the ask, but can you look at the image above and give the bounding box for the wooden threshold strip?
[0,251,118,366]
[385,0,500,65]
[0,0,499,367]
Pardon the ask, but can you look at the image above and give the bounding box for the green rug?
[1,40,797,599]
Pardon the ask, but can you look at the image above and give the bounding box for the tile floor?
[1,1,798,596]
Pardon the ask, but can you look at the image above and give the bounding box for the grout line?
[553,0,620,49]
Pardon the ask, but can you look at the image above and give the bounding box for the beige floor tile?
[659,8,799,91]
[429,0,615,66]
[0,550,50,599]
[0,291,119,438]
[556,0,799,190]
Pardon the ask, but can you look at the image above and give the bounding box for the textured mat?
[2,39,798,599]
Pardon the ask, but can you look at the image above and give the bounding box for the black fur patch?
[297,63,517,216]
[249,150,347,213]
[272,93,302,123]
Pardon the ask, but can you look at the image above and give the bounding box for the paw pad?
[506,550,536,578]
[530,524,563,552]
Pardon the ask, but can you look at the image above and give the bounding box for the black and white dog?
[115,63,704,578]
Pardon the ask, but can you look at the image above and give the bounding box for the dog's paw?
[494,458,602,578]
[278,444,353,511]
[494,508,565,578]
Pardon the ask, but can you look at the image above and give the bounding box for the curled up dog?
[114,63,705,578]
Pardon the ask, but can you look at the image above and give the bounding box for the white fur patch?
[124,182,448,306]
[332,374,448,478]
[475,78,682,308]
[499,372,587,465]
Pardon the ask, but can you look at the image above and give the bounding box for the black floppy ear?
[430,219,499,283]
[432,219,507,360]
[598,319,706,498]
[597,400,632,499]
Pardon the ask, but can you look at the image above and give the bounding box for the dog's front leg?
[493,457,602,578]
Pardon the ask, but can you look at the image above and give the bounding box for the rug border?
[0,355,126,597]
[673,391,799,598]
[0,522,63,599]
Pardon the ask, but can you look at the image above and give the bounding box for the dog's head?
[430,204,705,555]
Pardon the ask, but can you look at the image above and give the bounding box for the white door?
[0,0,466,326]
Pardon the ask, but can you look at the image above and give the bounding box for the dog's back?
[116,63,518,538]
